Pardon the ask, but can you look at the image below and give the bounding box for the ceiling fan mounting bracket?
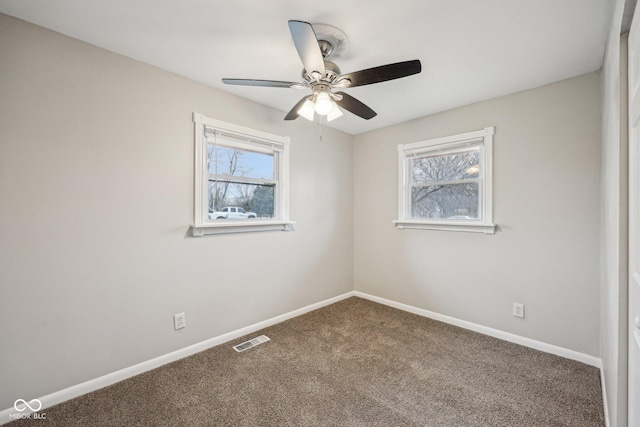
[311,23,349,60]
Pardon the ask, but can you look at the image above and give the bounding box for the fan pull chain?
[318,118,323,141]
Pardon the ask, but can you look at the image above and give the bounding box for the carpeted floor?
[8,297,604,426]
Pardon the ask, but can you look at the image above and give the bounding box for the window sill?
[191,220,296,236]
[393,220,496,234]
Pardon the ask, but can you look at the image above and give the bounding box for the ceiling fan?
[222,20,422,122]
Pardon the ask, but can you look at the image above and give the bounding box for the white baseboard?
[0,291,356,425]
[353,291,602,367]
[2,290,603,425]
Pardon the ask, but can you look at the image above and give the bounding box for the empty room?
[1,0,638,426]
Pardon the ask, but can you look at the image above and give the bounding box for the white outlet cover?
[174,313,186,330]
[513,303,524,318]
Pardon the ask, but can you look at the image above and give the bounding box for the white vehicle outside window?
[210,207,257,220]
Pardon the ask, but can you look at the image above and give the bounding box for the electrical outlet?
[513,303,524,318]
[174,312,186,330]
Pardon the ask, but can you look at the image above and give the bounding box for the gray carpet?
[9,297,604,426]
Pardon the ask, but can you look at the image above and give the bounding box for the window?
[394,127,496,234]
[191,113,294,236]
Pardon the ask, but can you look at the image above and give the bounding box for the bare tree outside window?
[410,149,481,219]
[208,146,248,212]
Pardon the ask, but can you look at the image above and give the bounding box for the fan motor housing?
[303,61,341,84]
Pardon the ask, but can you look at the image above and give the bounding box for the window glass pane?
[207,145,274,180]
[411,149,480,184]
[208,182,275,220]
[411,183,479,220]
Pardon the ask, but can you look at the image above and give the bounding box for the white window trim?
[191,113,295,236]
[393,127,496,234]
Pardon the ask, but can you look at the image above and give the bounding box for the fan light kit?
[223,20,422,122]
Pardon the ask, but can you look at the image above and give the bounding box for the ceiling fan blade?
[222,78,306,89]
[334,92,377,120]
[288,20,326,77]
[336,59,422,88]
[284,96,312,120]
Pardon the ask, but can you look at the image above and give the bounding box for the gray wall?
[353,72,601,357]
[0,14,353,410]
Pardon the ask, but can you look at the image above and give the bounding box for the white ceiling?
[0,0,611,135]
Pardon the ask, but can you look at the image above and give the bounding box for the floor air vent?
[233,335,270,352]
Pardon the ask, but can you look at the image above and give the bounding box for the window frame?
[191,113,294,236]
[393,127,496,234]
